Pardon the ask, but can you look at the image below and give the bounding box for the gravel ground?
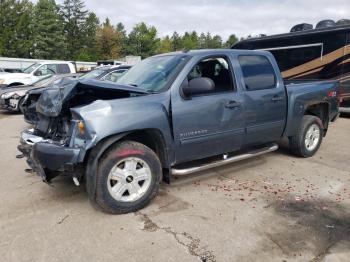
[0,111,349,262]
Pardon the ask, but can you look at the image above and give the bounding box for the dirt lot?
[0,111,349,262]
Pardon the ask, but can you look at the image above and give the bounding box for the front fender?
[71,93,174,162]
[85,133,129,200]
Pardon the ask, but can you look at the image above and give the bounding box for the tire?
[289,115,324,158]
[18,97,25,114]
[94,141,162,214]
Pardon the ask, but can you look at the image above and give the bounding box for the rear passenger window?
[57,64,70,74]
[238,55,276,90]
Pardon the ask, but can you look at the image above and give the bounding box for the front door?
[171,55,245,164]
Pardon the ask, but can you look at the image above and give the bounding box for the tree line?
[0,0,239,61]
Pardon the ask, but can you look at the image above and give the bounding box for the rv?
[233,19,350,106]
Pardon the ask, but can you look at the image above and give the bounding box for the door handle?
[271,96,283,102]
[225,101,241,109]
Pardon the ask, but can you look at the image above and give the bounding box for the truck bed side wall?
[284,81,339,137]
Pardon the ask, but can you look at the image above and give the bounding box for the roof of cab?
[155,48,272,58]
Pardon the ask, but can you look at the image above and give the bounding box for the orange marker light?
[78,121,85,135]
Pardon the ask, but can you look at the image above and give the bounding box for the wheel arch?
[304,102,330,135]
[85,128,170,200]
[8,82,24,87]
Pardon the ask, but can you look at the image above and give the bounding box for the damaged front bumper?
[0,97,20,111]
[18,129,81,183]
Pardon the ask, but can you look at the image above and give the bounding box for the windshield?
[117,55,189,92]
[22,63,41,74]
[79,68,107,79]
[32,75,56,87]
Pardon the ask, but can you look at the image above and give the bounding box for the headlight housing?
[1,90,27,99]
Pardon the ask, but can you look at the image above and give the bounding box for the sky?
[77,0,350,40]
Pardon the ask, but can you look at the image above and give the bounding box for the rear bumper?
[18,129,81,182]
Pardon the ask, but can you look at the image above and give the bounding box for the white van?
[0,61,76,87]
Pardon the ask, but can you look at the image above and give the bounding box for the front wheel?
[94,141,162,214]
[289,115,324,157]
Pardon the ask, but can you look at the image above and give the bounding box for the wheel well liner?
[121,129,169,168]
[8,82,24,87]
[304,103,329,134]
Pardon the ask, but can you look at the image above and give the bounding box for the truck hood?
[35,79,148,117]
[0,73,29,80]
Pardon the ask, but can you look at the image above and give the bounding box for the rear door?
[236,54,287,146]
[57,64,71,74]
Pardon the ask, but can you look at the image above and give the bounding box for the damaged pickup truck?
[18,50,339,214]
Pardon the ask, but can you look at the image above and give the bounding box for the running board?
[171,143,279,176]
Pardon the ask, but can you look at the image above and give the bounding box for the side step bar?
[172,143,279,176]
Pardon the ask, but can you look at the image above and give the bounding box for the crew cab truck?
[18,49,339,214]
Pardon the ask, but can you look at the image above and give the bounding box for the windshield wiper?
[145,89,158,94]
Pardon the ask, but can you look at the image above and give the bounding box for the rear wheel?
[94,141,162,214]
[289,115,324,157]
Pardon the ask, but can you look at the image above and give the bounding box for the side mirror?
[34,70,42,76]
[181,77,215,97]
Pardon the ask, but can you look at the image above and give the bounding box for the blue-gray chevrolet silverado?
[18,49,339,214]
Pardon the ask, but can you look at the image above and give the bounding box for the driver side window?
[35,64,57,76]
[187,57,235,94]
[103,70,127,82]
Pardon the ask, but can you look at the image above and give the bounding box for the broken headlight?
[1,90,27,99]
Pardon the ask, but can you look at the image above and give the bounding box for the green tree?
[170,31,182,51]
[61,0,88,59]
[116,22,128,57]
[76,12,99,61]
[225,34,238,48]
[33,0,66,59]
[198,33,207,49]
[182,31,199,50]
[209,35,223,48]
[96,18,122,59]
[0,0,34,58]
[127,22,160,58]
[159,35,172,53]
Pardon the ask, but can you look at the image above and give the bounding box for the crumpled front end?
[17,79,148,183]
[18,128,82,183]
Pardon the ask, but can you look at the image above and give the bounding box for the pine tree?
[159,35,172,53]
[198,33,207,49]
[0,0,34,58]
[127,22,160,58]
[61,0,88,59]
[171,31,182,51]
[225,34,238,48]
[76,12,99,61]
[116,22,128,57]
[182,31,199,50]
[210,35,223,48]
[33,0,66,59]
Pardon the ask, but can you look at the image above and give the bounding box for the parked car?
[0,74,79,113]
[21,66,131,123]
[18,49,339,214]
[0,61,76,87]
[0,68,22,73]
[79,65,131,82]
